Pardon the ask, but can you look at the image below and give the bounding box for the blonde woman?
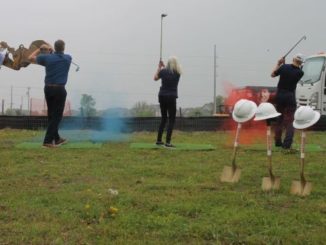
[154,56,182,147]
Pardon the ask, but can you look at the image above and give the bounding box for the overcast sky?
[1,0,326,110]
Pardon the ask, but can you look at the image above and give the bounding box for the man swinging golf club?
[271,53,304,151]
[28,40,72,148]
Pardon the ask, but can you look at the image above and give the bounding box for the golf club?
[160,13,168,61]
[290,130,312,196]
[283,35,307,59]
[220,123,242,183]
[71,61,80,72]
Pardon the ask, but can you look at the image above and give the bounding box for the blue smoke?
[91,110,129,142]
[28,114,130,143]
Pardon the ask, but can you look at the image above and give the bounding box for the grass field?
[0,129,325,244]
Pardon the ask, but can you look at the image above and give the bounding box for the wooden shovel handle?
[231,123,241,168]
[266,125,274,179]
[300,130,306,183]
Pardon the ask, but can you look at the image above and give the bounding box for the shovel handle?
[300,130,306,183]
[234,123,241,148]
[266,125,274,178]
[231,123,241,168]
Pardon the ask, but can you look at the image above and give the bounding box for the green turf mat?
[130,143,215,151]
[16,142,102,149]
[243,144,324,152]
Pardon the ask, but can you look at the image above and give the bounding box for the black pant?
[274,90,296,148]
[157,96,177,144]
[43,86,67,144]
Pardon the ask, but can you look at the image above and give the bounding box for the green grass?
[0,129,325,244]
[16,142,103,149]
[130,142,215,150]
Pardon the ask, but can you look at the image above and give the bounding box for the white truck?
[296,53,326,115]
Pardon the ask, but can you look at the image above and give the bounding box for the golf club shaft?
[160,16,163,61]
[71,61,80,71]
[71,61,79,68]
[283,35,306,58]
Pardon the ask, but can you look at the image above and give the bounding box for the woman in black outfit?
[154,56,182,147]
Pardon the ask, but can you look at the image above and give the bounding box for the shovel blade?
[261,176,281,191]
[290,180,312,196]
[220,166,241,183]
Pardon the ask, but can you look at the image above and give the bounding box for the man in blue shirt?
[271,53,304,151]
[29,40,72,148]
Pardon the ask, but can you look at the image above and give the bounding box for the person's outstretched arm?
[28,44,53,64]
[271,57,285,77]
[154,60,165,81]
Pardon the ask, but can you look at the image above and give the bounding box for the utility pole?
[1,99,4,115]
[20,96,23,113]
[213,45,217,115]
[26,87,31,115]
[10,86,13,110]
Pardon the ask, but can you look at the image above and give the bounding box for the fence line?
[0,116,325,132]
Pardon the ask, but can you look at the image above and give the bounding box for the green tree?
[130,101,156,117]
[5,108,16,116]
[215,95,225,113]
[80,94,96,117]
[187,108,203,117]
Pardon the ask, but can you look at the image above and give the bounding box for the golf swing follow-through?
[282,35,307,59]
[154,13,183,148]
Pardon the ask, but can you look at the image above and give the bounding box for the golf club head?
[261,176,280,191]
[161,13,167,18]
[75,66,80,72]
[220,166,241,183]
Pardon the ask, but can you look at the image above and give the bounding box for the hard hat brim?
[293,111,321,129]
[254,112,281,121]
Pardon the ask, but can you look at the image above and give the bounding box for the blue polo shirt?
[36,52,72,85]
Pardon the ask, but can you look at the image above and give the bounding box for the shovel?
[262,120,280,191]
[290,130,312,196]
[220,123,242,183]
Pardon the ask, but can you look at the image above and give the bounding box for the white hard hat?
[293,106,320,129]
[0,49,6,66]
[254,102,281,121]
[232,99,257,123]
[294,53,304,63]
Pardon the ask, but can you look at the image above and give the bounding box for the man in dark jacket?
[271,53,304,150]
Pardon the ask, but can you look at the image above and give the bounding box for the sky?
[1,0,326,111]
